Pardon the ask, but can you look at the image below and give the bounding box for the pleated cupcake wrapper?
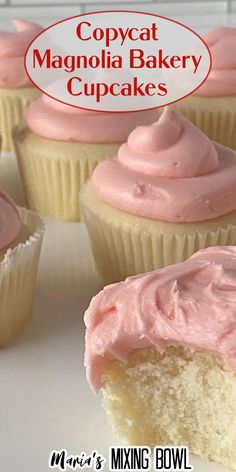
[13,124,119,222]
[82,196,236,285]
[0,207,44,347]
[0,88,40,153]
[172,101,236,150]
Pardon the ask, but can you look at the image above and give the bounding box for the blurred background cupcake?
[172,27,236,150]
[81,108,236,284]
[0,188,44,347]
[0,19,42,153]
[13,94,159,221]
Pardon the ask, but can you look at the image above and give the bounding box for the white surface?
[0,189,230,471]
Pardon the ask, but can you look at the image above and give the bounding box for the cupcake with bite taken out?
[172,27,236,150]
[0,187,44,347]
[81,108,236,284]
[84,245,236,471]
[0,20,42,153]
[13,94,159,221]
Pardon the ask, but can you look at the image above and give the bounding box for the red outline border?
[24,10,212,113]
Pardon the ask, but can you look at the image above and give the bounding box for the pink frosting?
[0,190,21,251]
[195,27,236,97]
[92,108,236,223]
[85,245,236,391]
[0,20,43,88]
[25,94,160,143]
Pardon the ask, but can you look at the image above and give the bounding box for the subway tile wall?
[0,0,235,33]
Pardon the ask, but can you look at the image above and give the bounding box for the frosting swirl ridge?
[84,246,236,391]
[195,27,236,97]
[92,108,236,222]
[0,20,43,88]
[26,94,160,143]
[118,108,219,178]
[0,190,21,251]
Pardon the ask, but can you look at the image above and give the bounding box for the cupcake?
[13,94,159,221]
[81,108,236,284]
[172,27,236,150]
[84,245,236,471]
[0,20,42,153]
[0,188,44,346]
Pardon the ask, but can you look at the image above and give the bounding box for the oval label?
[25,11,211,112]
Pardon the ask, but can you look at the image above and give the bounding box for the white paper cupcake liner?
[0,207,44,347]
[0,88,40,154]
[13,124,120,222]
[172,96,236,150]
[81,183,236,284]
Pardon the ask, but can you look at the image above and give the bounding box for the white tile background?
[0,0,235,35]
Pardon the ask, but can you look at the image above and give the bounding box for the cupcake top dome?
[25,93,160,144]
[195,27,236,97]
[0,190,21,251]
[85,245,236,391]
[0,20,43,88]
[91,108,236,222]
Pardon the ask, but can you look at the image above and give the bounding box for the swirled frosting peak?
[196,27,236,96]
[118,108,219,178]
[0,190,21,251]
[127,108,182,152]
[85,246,236,391]
[0,20,43,88]
[92,108,236,222]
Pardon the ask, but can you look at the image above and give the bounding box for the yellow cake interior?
[102,346,236,471]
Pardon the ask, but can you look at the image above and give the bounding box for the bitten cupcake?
[0,20,42,153]
[84,246,236,471]
[81,108,236,284]
[0,188,44,346]
[172,27,236,149]
[13,94,159,221]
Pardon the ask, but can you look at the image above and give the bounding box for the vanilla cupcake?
[172,27,236,149]
[0,189,44,346]
[81,108,236,284]
[0,20,42,153]
[13,95,159,221]
[84,245,236,471]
